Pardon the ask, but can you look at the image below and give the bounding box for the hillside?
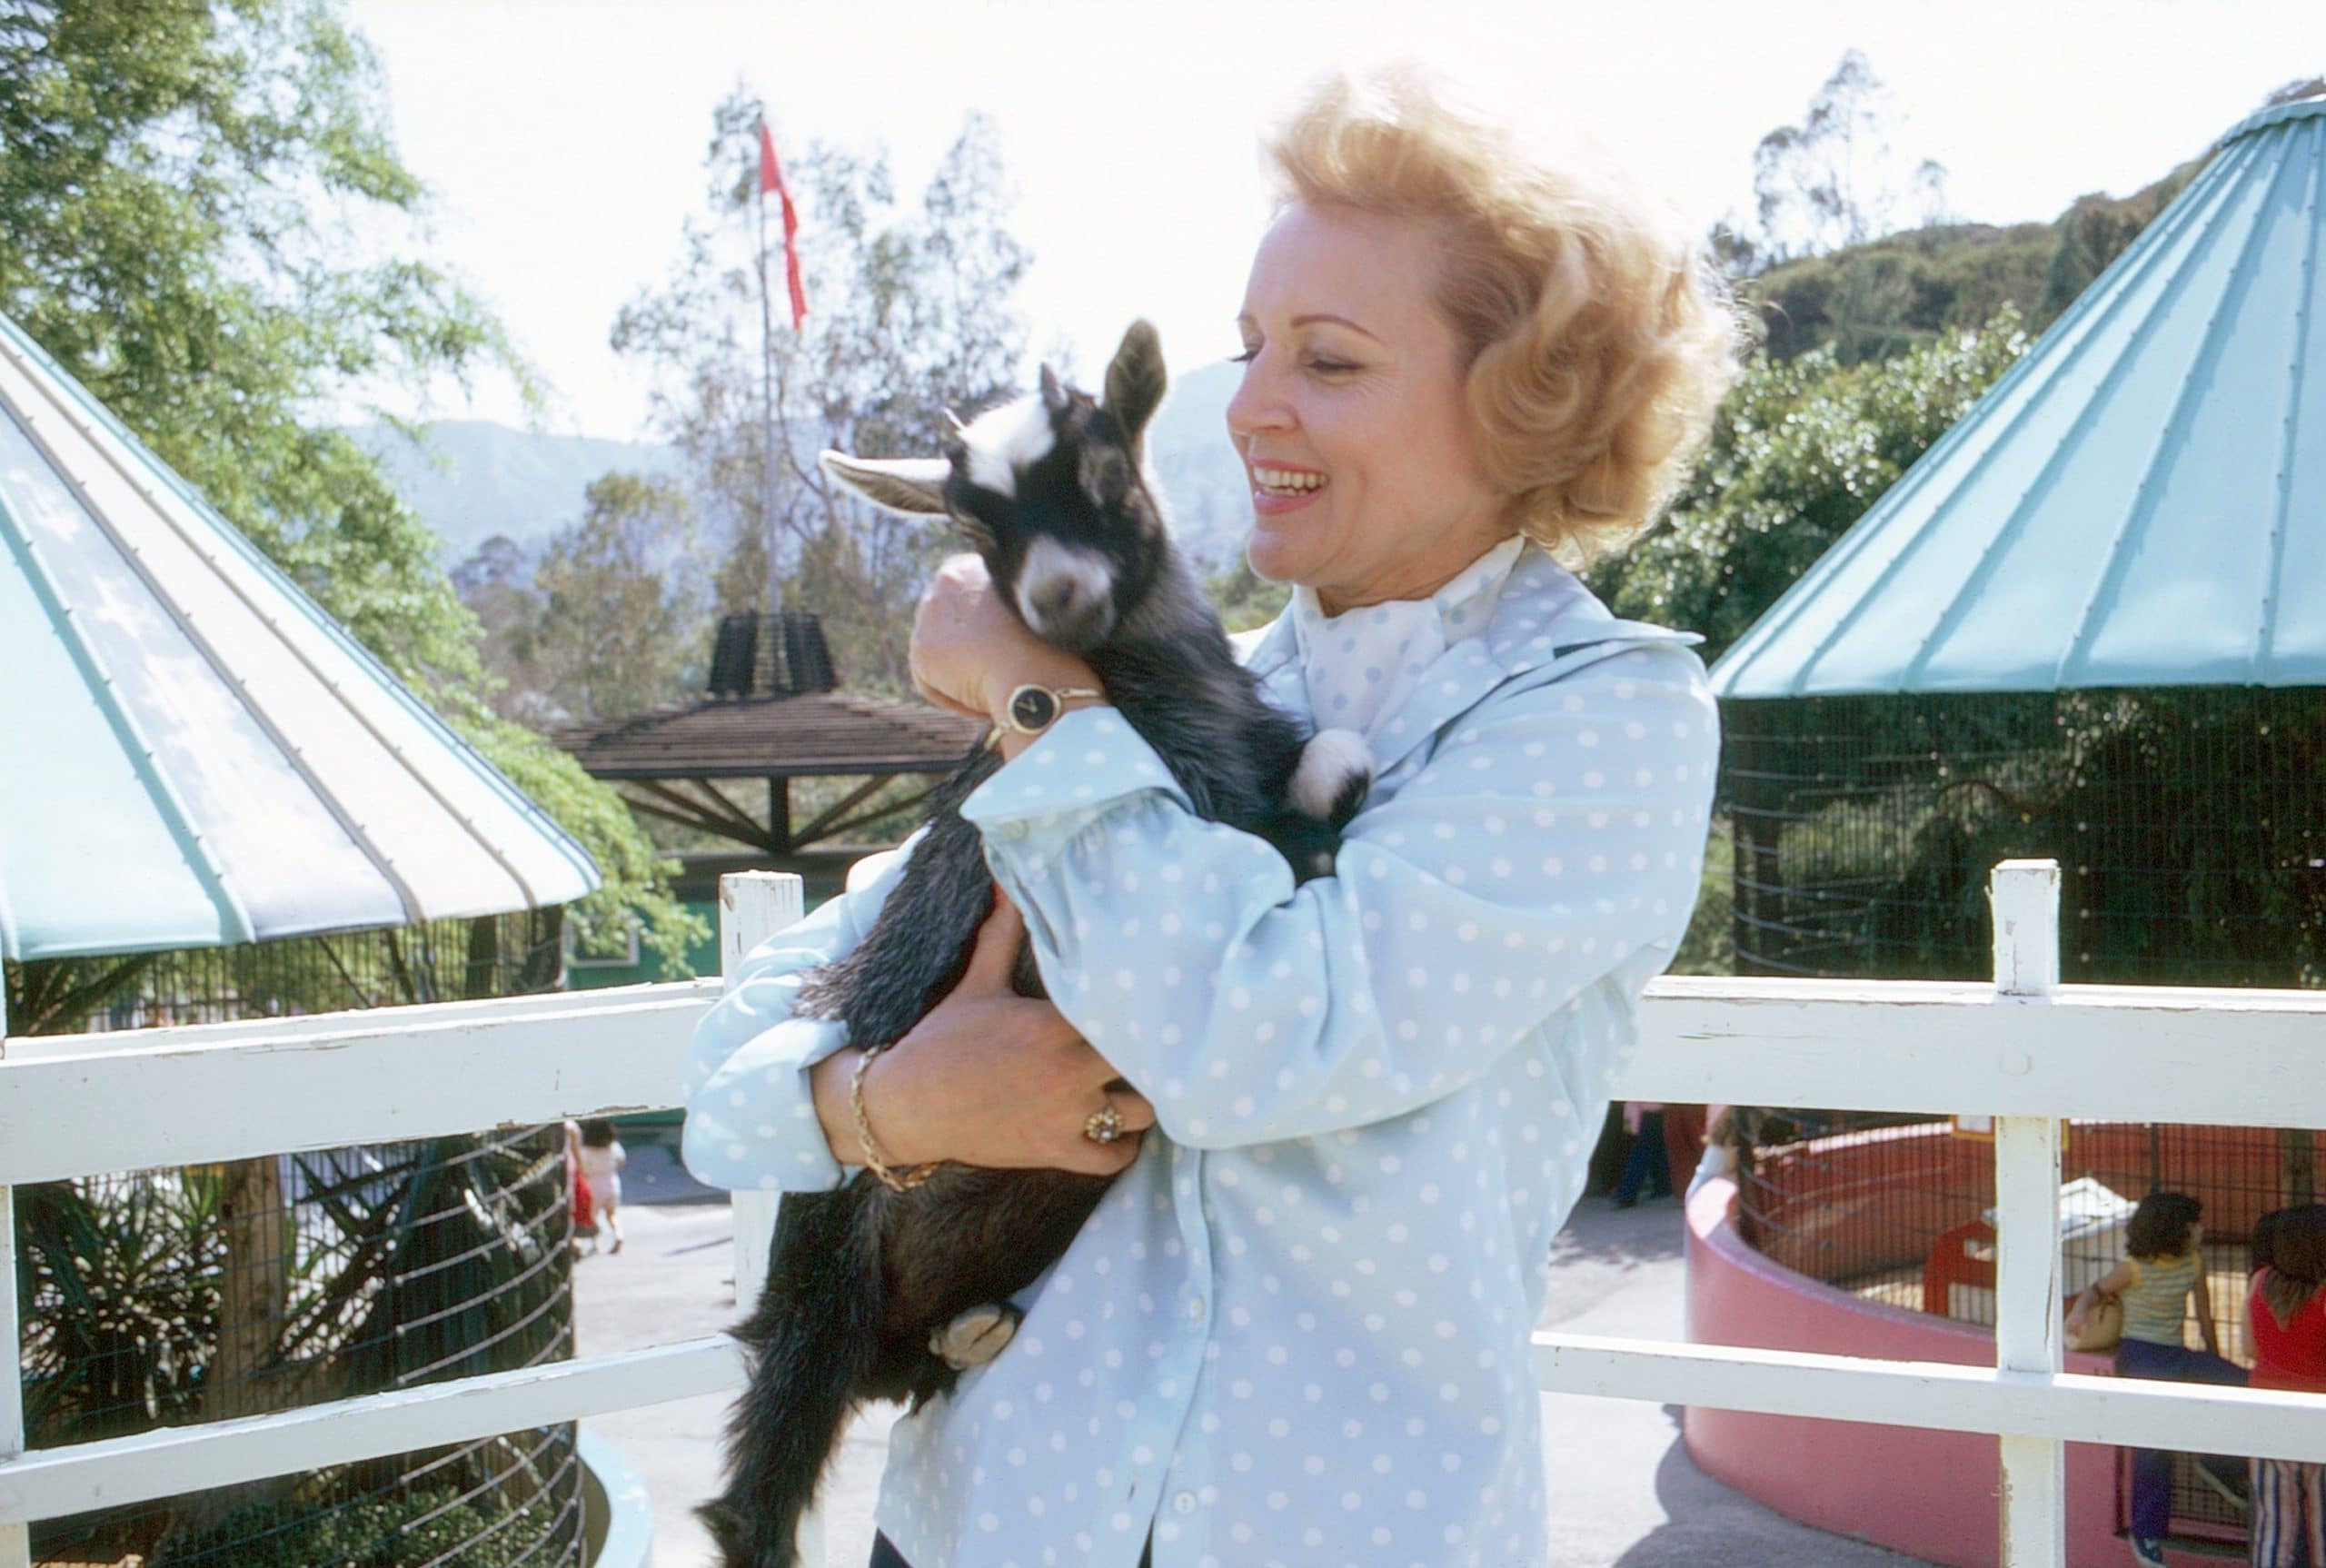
[354,372,1255,581]
[347,420,684,567]
[1747,154,2208,362]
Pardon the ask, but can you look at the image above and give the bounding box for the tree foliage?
[1589,307,2032,662]
[460,473,702,727]
[0,0,701,973]
[611,91,1033,696]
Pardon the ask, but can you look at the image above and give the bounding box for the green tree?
[0,0,701,973]
[612,89,1033,695]
[1589,306,2032,663]
[521,471,702,723]
[1203,556,1292,635]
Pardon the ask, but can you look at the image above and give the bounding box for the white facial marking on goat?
[1289,728,1373,819]
[1016,536,1118,639]
[959,393,1053,499]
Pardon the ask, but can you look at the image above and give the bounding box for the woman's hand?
[910,554,1102,735]
[811,894,1155,1177]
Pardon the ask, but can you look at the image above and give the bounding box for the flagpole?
[757,124,783,628]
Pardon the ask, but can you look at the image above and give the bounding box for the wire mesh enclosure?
[6,916,584,1568]
[1722,686,2326,987]
[5,910,566,1037]
[1713,683,2323,1549]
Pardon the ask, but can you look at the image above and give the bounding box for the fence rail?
[4,862,2323,1568]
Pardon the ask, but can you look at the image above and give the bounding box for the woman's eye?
[1304,357,1357,375]
[1228,347,1258,364]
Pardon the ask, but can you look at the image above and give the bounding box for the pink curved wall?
[1683,1176,2136,1568]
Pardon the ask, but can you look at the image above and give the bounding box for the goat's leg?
[1289,728,1372,826]
[930,1301,1023,1369]
[701,1197,881,1568]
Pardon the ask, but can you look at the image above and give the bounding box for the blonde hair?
[1265,71,1744,563]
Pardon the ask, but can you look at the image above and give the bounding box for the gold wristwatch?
[995,681,1106,738]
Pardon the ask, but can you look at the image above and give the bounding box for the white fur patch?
[1290,728,1373,819]
[959,393,1054,498]
[1014,536,1117,637]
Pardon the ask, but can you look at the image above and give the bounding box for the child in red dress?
[2247,1204,2326,1568]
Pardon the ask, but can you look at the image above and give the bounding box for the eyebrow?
[1235,312,1387,344]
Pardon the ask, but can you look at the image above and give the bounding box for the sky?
[345,0,2323,442]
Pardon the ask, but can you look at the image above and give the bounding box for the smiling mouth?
[1252,466,1327,498]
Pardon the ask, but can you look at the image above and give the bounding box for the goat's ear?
[1102,319,1168,461]
[818,452,951,517]
[1038,363,1070,419]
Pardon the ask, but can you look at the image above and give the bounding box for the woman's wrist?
[810,1048,870,1166]
[812,1044,940,1171]
[983,658,1108,759]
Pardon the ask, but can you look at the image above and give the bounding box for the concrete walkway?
[574,1130,1932,1567]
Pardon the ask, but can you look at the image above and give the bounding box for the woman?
[683,72,1738,1568]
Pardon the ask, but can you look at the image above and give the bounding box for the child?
[2069,1191,2250,1566]
[1687,1105,1744,1202]
[563,1118,598,1257]
[2247,1204,2326,1568]
[1612,1101,1672,1208]
[578,1117,627,1255]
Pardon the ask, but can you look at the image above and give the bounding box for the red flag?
[757,122,808,331]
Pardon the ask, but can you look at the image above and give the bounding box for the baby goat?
[701,321,1369,1568]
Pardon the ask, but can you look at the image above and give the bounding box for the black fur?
[701,323,1366,1567]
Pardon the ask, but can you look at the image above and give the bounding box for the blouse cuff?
[680,1014,852,1193]
[959,706,1188,839]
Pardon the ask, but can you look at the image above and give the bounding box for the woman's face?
[1227,202,1507,615]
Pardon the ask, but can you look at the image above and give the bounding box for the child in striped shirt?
[2071,1191,2249,1566]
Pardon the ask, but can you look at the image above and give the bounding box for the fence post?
[1,984,27,1568]
[716,870,815,1565]
[1990,859,2064,1568]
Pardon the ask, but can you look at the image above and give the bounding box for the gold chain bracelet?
[850,1046,936,1192]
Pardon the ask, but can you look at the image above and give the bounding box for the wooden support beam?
[790,774,905,849]
[807,782,940,847]
[616,791,763,849]
[632,778,769,847]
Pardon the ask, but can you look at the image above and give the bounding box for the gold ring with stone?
[1082,1103,1125,1145]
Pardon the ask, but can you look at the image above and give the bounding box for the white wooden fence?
[2,860,2321,1568]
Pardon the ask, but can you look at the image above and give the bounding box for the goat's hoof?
[932,1302,1021,1369]
[1291,728,1372,825]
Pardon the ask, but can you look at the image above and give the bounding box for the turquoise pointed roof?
[1712,95,2326,699]
[0,313,600,962]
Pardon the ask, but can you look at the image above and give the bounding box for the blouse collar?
[1287,536,1526,741]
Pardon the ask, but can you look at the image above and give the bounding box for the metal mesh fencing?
[1722,686,2326,987]
[6,915,583,1568]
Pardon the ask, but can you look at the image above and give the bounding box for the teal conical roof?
[0,314,600,962]
[1713,96,2326,699]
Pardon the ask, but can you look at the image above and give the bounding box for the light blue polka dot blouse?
[682,542,1720,1568]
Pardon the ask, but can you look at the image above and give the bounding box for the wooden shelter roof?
[553,691,986,780]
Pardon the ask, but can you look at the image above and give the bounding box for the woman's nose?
[1225,356,1292,442]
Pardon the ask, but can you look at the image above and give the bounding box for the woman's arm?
[679,841,917,1192]
[959,640,1721,1147]
[800,898,1155,1177]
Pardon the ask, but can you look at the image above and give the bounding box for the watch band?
[996,682,1107,738]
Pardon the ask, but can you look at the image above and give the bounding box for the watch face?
[1009,685,1059,732]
